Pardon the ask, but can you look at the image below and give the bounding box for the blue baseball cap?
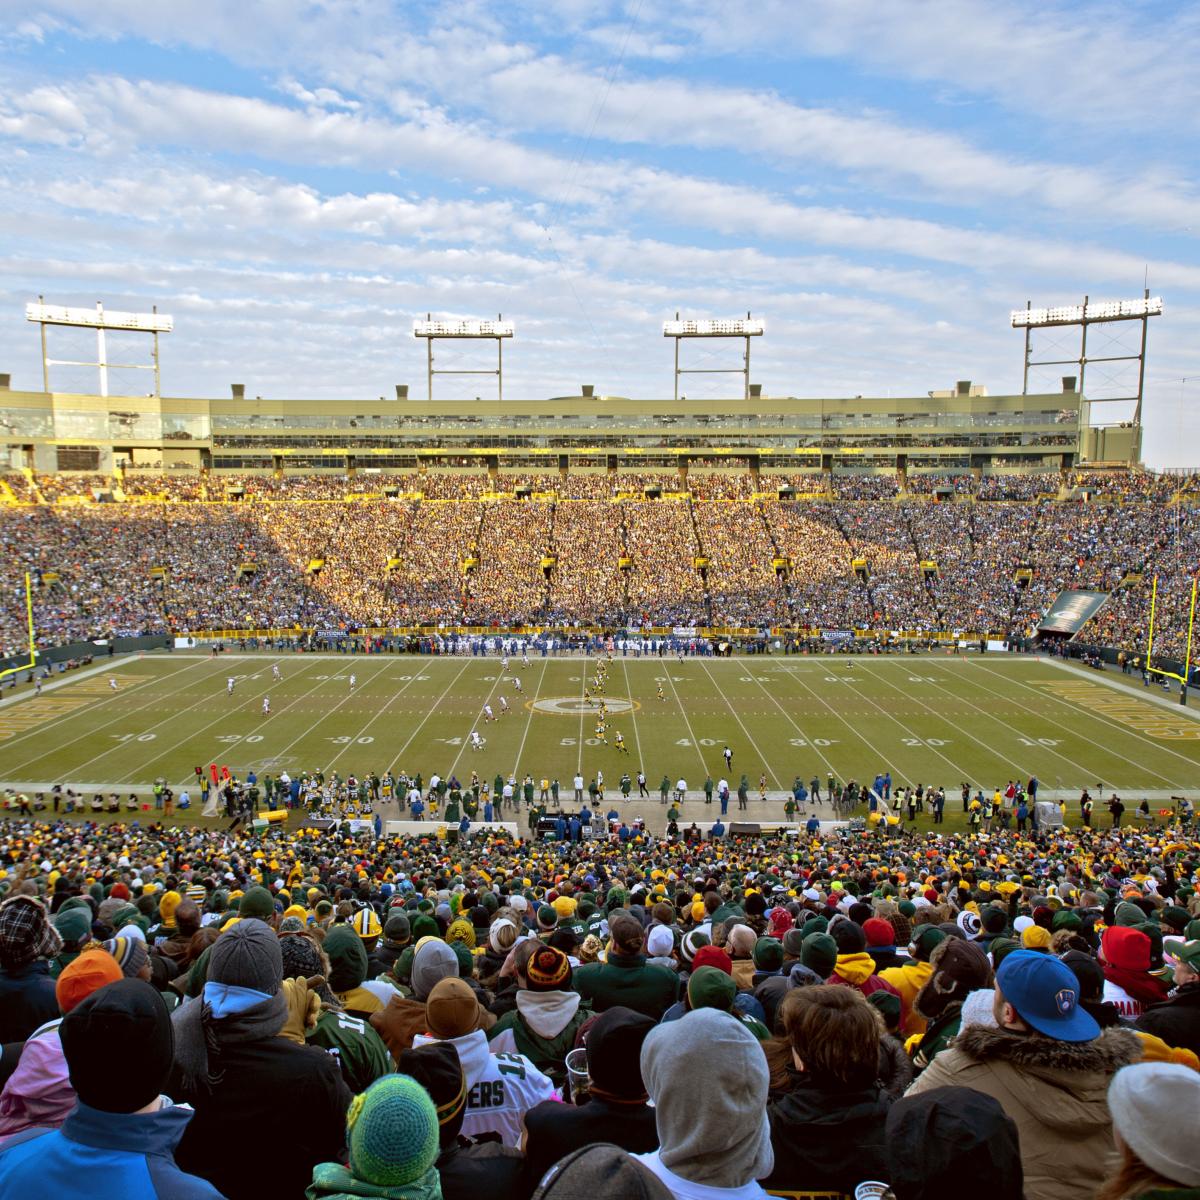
[996,949,1100,1042]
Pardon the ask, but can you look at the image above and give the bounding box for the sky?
[0,0,1196,465]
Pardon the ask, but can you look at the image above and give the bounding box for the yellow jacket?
[878,959,933,1036]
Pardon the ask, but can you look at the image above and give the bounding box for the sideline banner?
[1038,590,1109,635]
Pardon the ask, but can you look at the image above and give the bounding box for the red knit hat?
[863,918,895,947]
[691,945,733,975]
[1101,925,1151,972]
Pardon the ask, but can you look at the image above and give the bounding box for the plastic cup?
[855,1184,895,1200]
[565,1047,589,1105]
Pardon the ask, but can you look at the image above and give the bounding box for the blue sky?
[0,1,1196,464]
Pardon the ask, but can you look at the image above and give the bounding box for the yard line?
[4,657,288,780]
[969,658,1199,780]
[577,660,588,774]
[322,662,439,774]
[258,659,398,781]
[856,659,1106,786]
[511,659,550,778]
[740,668,839,781]
[113,657,314,784]
[620,657,646,773]
[443,655,509,779]
[910,660,1180,788]
[405,658,479,777]
[0,656,212,756]
[695,659,783,788]
[661,660,708,776]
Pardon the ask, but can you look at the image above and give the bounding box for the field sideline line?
[695,658,784,788]
[918,661,1181,789]
[321,664,441,775]
[1,658,264,780]
[0,657,212,758]
[255,658,398,783]
[404,658,478,778]
[970,658,1200,778]
[856,659,1102,786]
[662,659,708,777]
[1043,655,1200,720]
[112,656,304,785]
[511,659,550,778]
[2,652,155,703]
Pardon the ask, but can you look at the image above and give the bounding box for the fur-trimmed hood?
[952,1023,1139,1075]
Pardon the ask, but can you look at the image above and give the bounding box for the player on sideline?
[482,703,495,723]
[263,696,271,716]
[470,730,485,750]
[498,695,509,714]
[227,677,236,695]
[272,664,281,680]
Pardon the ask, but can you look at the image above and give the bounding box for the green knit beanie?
[688,965,736,1012]
[1051,909,1082,933]
[410,914,439,943]
[800,933,837,978]
[1114,901,1145,927]
[347,1075,439,1187]
[239,886,275,921]
[325,925,368,992]
[52,907,92,947]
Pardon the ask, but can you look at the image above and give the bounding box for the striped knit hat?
[102,935,148,978]
[347,1075,439,1187]
[526,945,572,992]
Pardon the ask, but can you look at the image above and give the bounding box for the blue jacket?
[0,1100,224,1199]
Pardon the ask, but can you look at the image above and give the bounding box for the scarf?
[172,987,288,1094]
[1101,962,1170,1005]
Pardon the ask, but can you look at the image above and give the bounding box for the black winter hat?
[886,1086,1023,1200]
[586,1005,656,1101]
[399,1040,468,1147]
[60,978,174,1113]
[830,919,866,954]
[533,1144,673,1200]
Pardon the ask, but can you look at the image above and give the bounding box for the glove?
[278,975,323,1044]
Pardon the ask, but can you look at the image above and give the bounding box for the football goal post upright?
[0,572,38,684]
[1145,574,1199,705]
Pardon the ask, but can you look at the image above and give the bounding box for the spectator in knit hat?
[725,923,758,990]
[644,924,676,971]
[487,945,590,1088]
[370,912,412,979]
[279,930,392,1095]
[0,946,121,1137]
[399,1040,524,1200]
[49,906,93,979]
[799,931,836,981]
[0,978,223,1199]
[373,938,493,1059]
[0,894,63,1042]
[764,986,890,1195]
[636,1007,774,1199]
[412,976,554,1147]
[1100,926,1170,1020]
[523,1006,660,1187]
[1136,939,1200,1057]
[574,914,679,1020]
[863,917,903,971]
[308,1073,442,1200]
[885,1086,1024,1200]
[909,939,993,1076]
[680,966,770,1040]
[1098,1062,1200,1200]
[324,926,387,1019]
[533,1144,674,1200]
[827,919,902,1004]
[102,935,150,981]
[907,949,1140,1200]
[867,989,912,1099]
[879,925,946,1037]
[169,918,352,1200]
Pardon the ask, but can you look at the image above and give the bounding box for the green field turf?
[3,652,1200,835]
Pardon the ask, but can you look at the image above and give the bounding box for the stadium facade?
[0,377,1138,479]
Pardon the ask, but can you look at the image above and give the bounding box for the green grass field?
[3,651,1200,834]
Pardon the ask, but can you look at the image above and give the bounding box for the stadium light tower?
[663,312,764,401]
[25,298,173,397]
[1012,291,1162,426]
[413,314,514,401]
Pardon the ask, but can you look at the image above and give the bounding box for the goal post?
[1145,574,1198,703]
[0,572,38,683]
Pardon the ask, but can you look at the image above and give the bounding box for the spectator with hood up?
[636,1007,774,1200]
[909,938,993,1076]
[0,895,62,1042]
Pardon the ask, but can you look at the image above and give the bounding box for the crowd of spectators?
[0,814,1198,1200]
[2,470,1198,655]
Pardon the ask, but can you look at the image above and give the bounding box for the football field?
[2,651,1200,829]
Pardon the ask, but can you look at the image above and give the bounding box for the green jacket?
[307,1162,441,1200]
[573,953,679,1020]
[487,1003,590,1088]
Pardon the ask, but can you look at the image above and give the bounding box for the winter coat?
[730,958,756,990]
[763,1074,891,1195]
[878,959,933,1036]
[0,1099,223,1199]
[486,990,590,1087]
[906,1023,1141,1200]
[0,1018,73,1136]
[523,1095,659,1189]
[573,952,679,1020]
[371,994,494,1061]
[910,1005,963,1076]
[0,961,59,1044]
[877,1033,913,1099]
[1136,983,1200,1059]
[307,1162,441,1200]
